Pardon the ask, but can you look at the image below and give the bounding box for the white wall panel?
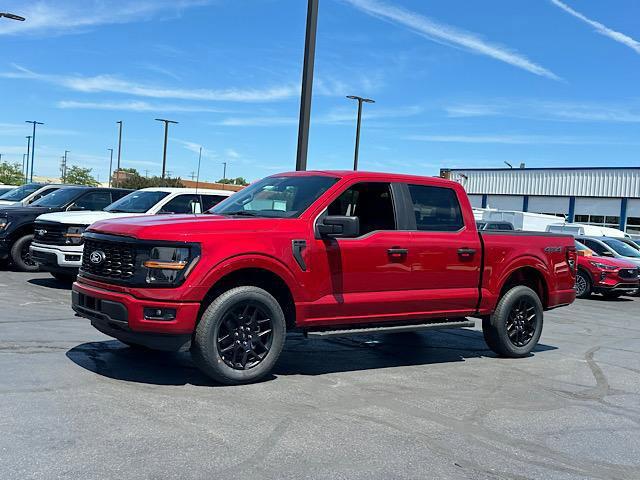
[575,198,621,216]
[486,195,523,210]
[627,199,640,217]
[468,195,483,208]
[527,196,569,214]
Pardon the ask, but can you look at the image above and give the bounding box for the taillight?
[566,246,577,274]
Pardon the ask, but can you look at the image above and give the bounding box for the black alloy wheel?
[217,301,274,370]
[505,298,538,347]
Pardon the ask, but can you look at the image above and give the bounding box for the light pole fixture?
[24,135,31,183]
[155,118,178,178]
[107,148,114,187]
[115,121,123,187]
[295,0,319,171]
[25,121,43,182]
[346,95,375,171]
[0,12,26,21]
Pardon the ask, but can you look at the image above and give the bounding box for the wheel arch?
[498,266,550,308]
[199,257,299,329]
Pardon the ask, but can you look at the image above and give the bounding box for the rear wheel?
[10,234,38,272]
[482,285,543,358]
[192,286,286,385]
[575,270,591,299]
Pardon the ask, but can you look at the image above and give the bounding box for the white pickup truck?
[30,187,235,281]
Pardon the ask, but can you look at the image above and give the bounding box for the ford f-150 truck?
[72,171,577,385]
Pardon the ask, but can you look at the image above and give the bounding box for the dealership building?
[440,167,640,235]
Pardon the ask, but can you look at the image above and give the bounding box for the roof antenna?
[195,146,202,196]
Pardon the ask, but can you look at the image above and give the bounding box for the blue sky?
[1,0,639,183]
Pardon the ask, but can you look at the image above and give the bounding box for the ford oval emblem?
[89,250,106,265]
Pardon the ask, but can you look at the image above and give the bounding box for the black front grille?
[81,238,136,280]
[34,222,68,245]
[619,268,640,279]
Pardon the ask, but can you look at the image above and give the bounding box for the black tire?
[601,291,623,299]
[51,272,76,283]
[10,234,38,272]
[482,285,543,358]
[575,270,592,299]
[192,286,286,385]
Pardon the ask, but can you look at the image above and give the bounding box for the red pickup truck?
[72,171,576,384]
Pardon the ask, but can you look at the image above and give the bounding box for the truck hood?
[36,210,143,225]
[0,206,58,219]
[88,214,293,241]
[0,200,19,206]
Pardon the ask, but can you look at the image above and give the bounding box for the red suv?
[575,241,639,299]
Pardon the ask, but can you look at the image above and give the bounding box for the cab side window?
[29,187,58,204]
[71,191,113,210]
[160,194,202,214]
[201,194,228,211]
[582,239,608,256]
[327,182,396,235]
[408,184,464,232]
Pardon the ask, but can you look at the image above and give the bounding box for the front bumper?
[72,282,201,351]
[593,271,639,293]
[0,238,10,260]
[30,243,83,270]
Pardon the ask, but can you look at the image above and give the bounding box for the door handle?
[388,247,408,256]
[457,247,476,257]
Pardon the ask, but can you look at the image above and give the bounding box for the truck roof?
[272,170,457,187]
[137,187,235,195]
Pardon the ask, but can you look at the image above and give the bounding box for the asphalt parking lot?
[1,270,639,480]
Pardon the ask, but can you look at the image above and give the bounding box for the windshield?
[0,183,43,202]
[211,175,338,218]
[602,238,640,258]
[105,190,170,213]
[31,188,81,207]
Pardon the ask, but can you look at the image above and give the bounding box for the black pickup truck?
[0,186,131,271]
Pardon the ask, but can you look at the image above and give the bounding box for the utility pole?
[62,150,69,182]
[346,96,375,171]
[189,171,196,181]
[107,148,114,187]
[295,0,319,171]
[115,121,123,187]
[155,118,178,178]
[25,121,43,182]
[22,153,27,182]
[24,135,31,183]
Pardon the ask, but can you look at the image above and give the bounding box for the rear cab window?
[407,184,464,232]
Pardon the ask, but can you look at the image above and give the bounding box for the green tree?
[0,161,25,185]
[217,177,248,186]
[65,165,100,186]
[117,170,184,189]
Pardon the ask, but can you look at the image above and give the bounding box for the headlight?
[143,246,199,285]
[64,226,86,245]
[0,218,7,231]
[588,261,617,271]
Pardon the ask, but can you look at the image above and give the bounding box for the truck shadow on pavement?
[66,330,556,387]
[28,277,73,290]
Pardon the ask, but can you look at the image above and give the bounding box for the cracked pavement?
[1,270,639,479]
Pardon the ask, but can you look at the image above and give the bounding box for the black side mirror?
[601,250,614,257]
[67,205,86,211]
[317,215,359,238]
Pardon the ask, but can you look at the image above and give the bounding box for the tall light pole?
[295,0,319,171]
[25,121,43,182]
[24,135,31,183]
[346,96,375,171]
[22,153,27,182]
[115,121,123,187]
[107,148,114,187]
[155,118,178,178]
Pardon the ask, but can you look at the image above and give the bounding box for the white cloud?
[174,139,218,159]
[214,116,298,127]
[0,0,211,36]
[550,0,640,55]
[406,134,630,145]
[0,122,78,137]
[445,100,640,123]
[56,100,230,113]
[344,0,560,80]
[2,65,299,103]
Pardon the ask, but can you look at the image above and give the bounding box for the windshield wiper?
[224,210,261,217]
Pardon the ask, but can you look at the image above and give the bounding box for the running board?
[305,319,475,338]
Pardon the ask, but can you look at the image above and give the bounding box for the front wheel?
[10,234,38,272]
[191,286,286,385]
[575,270,591,299]
[483,285,543,358]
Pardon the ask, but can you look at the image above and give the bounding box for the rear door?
[406,183,481,316]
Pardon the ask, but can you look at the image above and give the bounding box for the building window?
[574,214,620,229]
[627,217,640,235]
